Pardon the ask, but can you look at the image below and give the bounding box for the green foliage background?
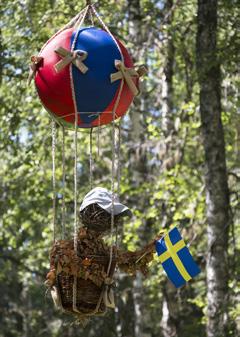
[0,0,239,336]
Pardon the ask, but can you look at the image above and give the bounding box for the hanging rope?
[73,117,78,251]
[61,126,66,239]
[117,121,122,197]
[89,9,94,26]
[87,1,94,26]
[89,128,93,190]
[69,9,89,315]
[39,9,86,55]
[86,3,125,280]
[47,4,125,313]
[70,7,88,248]
[72,97,80,314]
[107,80,124,277]
[73,6,89,30]
[97,114,101,157]
[113,122,122,248]
[69,7,91,314]
[91,5,124,59]
[52,120,57,242]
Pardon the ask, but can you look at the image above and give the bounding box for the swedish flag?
[155,227,200,288]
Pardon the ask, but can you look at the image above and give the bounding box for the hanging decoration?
[28,0,200,326]
[28,4,146,128]
[45,187,161,324]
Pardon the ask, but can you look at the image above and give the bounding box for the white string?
[107,80,124,276]
[117,121,122,197]
[90,128,93,189]
[97,114,101,157]
[90,3,125,276]
[39,8,87,54]
[52,120,57,242]
[89,5,94,26]
[69,7,89,315]
[91,4,124,60]
[61,126,66,239]
[73,113,78,252]
[70,7,88,250]
[74,6,89,31]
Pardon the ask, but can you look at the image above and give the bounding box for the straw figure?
[45,187,161,325]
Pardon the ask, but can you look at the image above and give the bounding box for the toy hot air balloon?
[28,2,147,323]
[28,9,146,128]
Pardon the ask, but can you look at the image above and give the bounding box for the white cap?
[80,187,131,216]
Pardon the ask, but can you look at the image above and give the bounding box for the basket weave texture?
[46,228,116,318]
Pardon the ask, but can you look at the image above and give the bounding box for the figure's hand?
[45,269,56,287]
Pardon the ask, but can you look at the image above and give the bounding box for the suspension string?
[97,114,101,157]
[72,276,80,313]
[88,3,125,275]
[39,8,86,54]
[74,6,89,30]
[90,128,93,190]
[69,9,90,314]
[114,120,122,248]
[88,4,94,26]
[52,120,57,242]
[91,4,124,59]
[107,114,116,276]
[117,121,122,197]
[73,115,78,252]
[72,101,80,314]
[61,126,66,239]
[70,6,88,253]
[107,80,124,277]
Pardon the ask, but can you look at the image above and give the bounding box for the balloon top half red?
[28,5,147,129]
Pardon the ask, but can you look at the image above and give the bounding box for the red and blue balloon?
[33,27,138,128]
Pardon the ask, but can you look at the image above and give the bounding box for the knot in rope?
[54,47,88,74]
[104,277,114,285]
[103,278,115,308]
[27,55,43,85]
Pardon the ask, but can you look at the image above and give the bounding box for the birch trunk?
[159,2,179,336]
[196,1,230,336]
[127,1,148,336]
[161,0,174,137]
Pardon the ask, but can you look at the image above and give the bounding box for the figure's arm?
[117,234,163,276]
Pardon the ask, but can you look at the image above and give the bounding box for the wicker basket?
[57,274,105,315]
[46,227,158,322]
[47,232,117,319]
[56,255,116,316]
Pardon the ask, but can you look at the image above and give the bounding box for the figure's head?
[79,187,131,233]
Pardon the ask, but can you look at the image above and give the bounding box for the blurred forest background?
[0,0,240,336]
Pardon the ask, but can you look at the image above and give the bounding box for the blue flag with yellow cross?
[155,227,200,288]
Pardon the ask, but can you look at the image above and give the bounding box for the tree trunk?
[161,281,179,337]
[159,2,179,337]
[196,1,230,337]
[161,0,175,137]
[127,1,149,336]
